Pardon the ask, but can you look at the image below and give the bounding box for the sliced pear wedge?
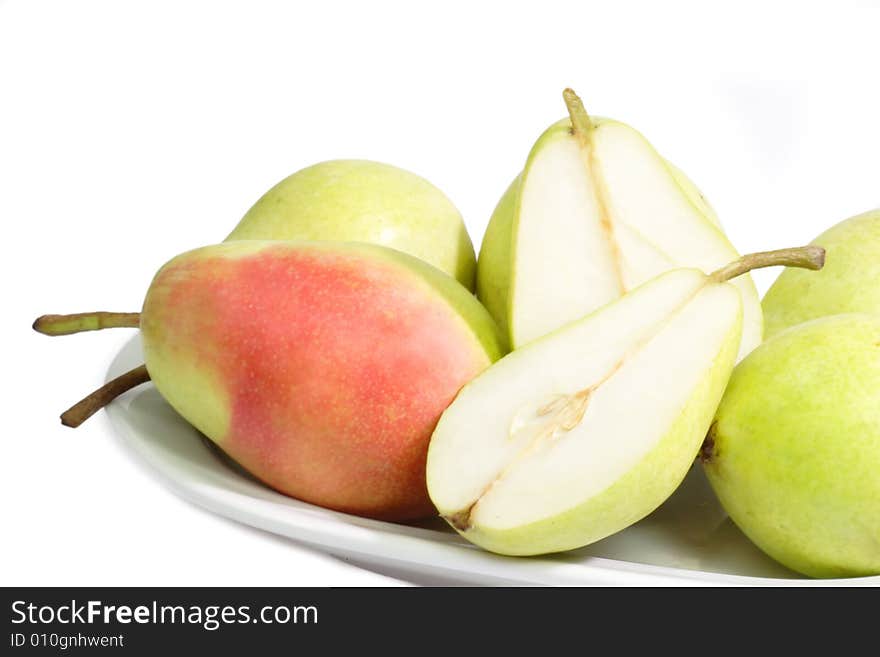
[477,89,761,361]
[429,247,825,556]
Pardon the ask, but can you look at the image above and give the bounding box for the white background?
[2,0,878,586]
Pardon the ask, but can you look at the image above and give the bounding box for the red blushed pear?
[36,241,506,521]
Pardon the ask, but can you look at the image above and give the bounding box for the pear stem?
[33,312,141,336]
[563,88,593,142]
[60,365,151,428]
[709,246,826,283]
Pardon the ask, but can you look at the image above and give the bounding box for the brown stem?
[33,312,140,336]
[563,87,593,144]
[709,246,826,283]
[60,365,151,428]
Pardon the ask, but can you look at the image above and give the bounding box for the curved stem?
[33,312,140,336]
[709,246,826,283]
[563,87,593,144]
[60,365,151,428]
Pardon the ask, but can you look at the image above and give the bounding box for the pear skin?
[141,241,504,521]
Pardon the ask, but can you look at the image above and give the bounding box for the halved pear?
[477,89,761,361]
[429,247,824,556]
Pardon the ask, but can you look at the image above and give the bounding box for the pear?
[477,89,761,360]
[762,209,880,338]
[228,159,476,289]
[39,241,505,520]
[427,247,823,555]
[702,314,880,578]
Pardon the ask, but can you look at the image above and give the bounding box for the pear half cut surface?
[477,89,761,361]
[429,247,824,556]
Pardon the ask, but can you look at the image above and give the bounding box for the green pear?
[702,314,880,578]
[427,247,823,556]
[228,159,476,289]
[477,89,761,360]
[762,209,880,338]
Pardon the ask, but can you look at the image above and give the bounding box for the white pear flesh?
[511,130,623,340]
[480,113,761,362]
[427,268,743,556]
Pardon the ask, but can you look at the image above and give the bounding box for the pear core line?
[562,87,627,296]
[443,245,826,532]
[443,290,700,532]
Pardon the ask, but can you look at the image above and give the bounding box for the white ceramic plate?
[106,337,879,586]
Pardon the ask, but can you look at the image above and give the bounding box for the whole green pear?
[703,314,880,578]
[228,159,476,289]
[762,209,880,338]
